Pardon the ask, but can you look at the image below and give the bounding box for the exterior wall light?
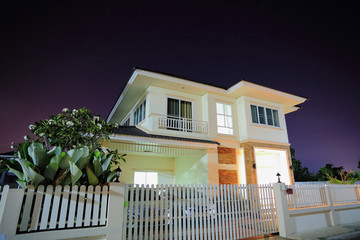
[114,166,122,182]
[253,163,256,169]
[276,172,281,183]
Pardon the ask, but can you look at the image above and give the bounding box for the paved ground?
[258,221,360,240]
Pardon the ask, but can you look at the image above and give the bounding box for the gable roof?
[113,126,220,145]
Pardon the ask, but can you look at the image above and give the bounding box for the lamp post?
[114,166,122,182]
[276,172,281,183]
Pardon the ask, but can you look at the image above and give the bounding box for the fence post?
[106,182,126,240]
[0,186,25,239]
[273,183,294,237]
[323,185,339,226]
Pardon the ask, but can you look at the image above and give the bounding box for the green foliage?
[327,170,359,184]
[316,164,343,181]
[290,148,316,181]
[28,107,117,151]
[5,107,126,188]
[6,142,125,187]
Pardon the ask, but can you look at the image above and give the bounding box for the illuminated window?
[216,103,233,135]
[134,171,158,185]
[134,100,146,125]
[251,105,280,127]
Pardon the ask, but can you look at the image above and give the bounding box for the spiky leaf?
[28,142,49,170]
[69,161,82,186]
[44,152,65,181]
[86,164,99,185]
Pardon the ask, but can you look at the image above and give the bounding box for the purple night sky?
[0,1,359,173]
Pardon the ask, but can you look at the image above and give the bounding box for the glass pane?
[225,116,233,128]
[134,172,146,185]
[217,127,228,134]
[251,105,258,123]
[266,108,273,126]
[258,107,266,124]
[146,172,158,185]
[273,110,280,127]
[168,98,179,117]
[181,100,192,119]
[224,104,232,116]
[217,115,225,126]
[139,104,143,122]
[216,103,224,114]
[143,101,146,120]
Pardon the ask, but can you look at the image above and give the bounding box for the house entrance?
[254,148,290,185]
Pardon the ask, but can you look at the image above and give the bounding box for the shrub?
[5,107,125,188]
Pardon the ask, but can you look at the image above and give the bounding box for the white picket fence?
[17,184,109,233]
[123,184,278,240]
[328,184,360,205]
[286,184,360,209]
[286,184,327,209]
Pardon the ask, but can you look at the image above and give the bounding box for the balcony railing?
[158,115,209,134]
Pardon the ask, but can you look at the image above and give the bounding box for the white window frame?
[133,171,158,186]
[216,102,234,135]
[250,104,280,127]
[133,99,146,125]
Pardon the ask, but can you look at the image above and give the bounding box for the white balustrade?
[158,115,209,134]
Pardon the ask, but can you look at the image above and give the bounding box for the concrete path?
[259,221,360,240]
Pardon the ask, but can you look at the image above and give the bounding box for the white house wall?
[118,154,175,184]
[238,96,289,143]
[174,155,209,185]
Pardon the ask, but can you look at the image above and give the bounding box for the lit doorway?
[254,148,290,185]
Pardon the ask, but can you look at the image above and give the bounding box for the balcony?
[158,115,209,134]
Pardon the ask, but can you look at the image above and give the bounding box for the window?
[122,117,130,126]
[167,98,192,131]
[167,98,192,119]
[134,100,146,125]
[134,171,158,185]
[251,105,280,127]
[216,102,233,135]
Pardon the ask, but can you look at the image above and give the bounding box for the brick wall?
[218,169,238,184]
[218,147,237,164]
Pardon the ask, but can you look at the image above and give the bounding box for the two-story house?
[106,68,307,186]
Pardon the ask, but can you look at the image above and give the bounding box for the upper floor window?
[216,102,233,135]
[167,98,192,119]
[134,100,146,125]
[122,117,130,126]
[134,171,158,185]
[251,105,280,127]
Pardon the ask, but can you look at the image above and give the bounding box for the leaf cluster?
[28,107,117,151]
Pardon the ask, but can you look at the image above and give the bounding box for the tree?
[327,170,359,184]
[290,148,316,181]
[358,157,360,170]
[316,164,343,181]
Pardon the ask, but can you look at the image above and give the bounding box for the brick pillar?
[241,142,257,184]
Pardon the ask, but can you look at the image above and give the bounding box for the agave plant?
[6,142,125,188]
